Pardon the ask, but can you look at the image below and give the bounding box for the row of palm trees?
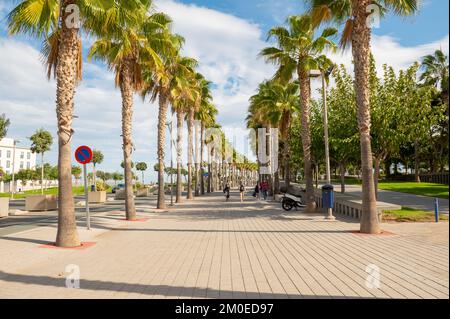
[6,0,231,247]
[247,1,419,234]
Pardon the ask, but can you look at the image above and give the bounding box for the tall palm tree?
[307,0,419,234]
[8,0,150,247]
[89,9,170,219]
[260,14,336,212]
[196,102,218,194]
[420,49,449,107]
[142,41,198,209]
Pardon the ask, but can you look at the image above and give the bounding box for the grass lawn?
[0,186,87,199]
[383,207,448,222]
[378,181,449,199]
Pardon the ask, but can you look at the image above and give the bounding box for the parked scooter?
[281,193,306,211]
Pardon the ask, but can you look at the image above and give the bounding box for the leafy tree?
[16,169,38,190]
[71,165,82,186]
[420,49,449,107]
[0,114,10,140]
[135,162,148,184]
[111,172,124,186]
[91,149,104,191]
[29,128,53,194]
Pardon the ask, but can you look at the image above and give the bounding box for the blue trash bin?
[322,184,334,209]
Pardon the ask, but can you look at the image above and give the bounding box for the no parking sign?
[74,145,93,230]
[75,145,93,165]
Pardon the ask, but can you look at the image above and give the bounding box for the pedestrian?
[252,183,259,198]
[261,180,269,200]
[239,182,245,202]
[223,183,230,201]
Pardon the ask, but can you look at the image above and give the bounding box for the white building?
[0,138,36,174]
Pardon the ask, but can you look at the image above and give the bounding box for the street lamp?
[11,139,21,199]
[311,66,335,220]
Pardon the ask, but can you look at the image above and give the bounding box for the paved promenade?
[0,192,448,299]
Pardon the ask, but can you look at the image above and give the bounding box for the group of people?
[222,180,270,202]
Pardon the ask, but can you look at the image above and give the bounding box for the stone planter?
[88,191,107,203]
[114,189,126,200]
[136,188,150,197]
[0,198,9,218]
[25,195,57,212]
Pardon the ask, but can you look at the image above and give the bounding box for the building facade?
[0,138,36,174]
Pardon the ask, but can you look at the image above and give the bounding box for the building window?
[27,162,30,169]
[20,162,24,169]
[0,150,2,157]
[20,152,24,159]
[6,161,10,168]
[27,152,31,160]
[7,150,11,158]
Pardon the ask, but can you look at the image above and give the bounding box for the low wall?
[287,183,401,221]
[0,198,9,217]
[313,190,401,222]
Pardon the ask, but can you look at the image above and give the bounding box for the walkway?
[0,192,448,299]
[338,184,449,213]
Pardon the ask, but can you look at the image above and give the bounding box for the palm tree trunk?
[298,70,316,213]
[55,0,81,247]
[187,109,194,199]
[194,120,200,196]
[176,111,184,203]
[374,157,381,199]
[120,59,136,219]
[157,91,169,209]
[352,0,380,234]
[200,124,205,195]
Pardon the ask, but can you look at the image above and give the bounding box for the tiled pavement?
[0,192,448,299]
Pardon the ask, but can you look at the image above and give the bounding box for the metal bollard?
[434,198,439,223]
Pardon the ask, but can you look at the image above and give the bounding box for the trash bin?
[91,185,95,192]
[322,184,334,209]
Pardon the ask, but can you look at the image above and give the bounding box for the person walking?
[239,182,245,202]
[261,180,269,200]
[252,183,259,198]
[223,183,230,202]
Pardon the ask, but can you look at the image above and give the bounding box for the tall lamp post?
[11,139,21,199]
[311,66,335,220]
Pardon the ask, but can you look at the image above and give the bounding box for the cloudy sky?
[0,0,448,182]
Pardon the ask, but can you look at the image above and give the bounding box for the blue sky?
[172,0,449,46]
[0,0,448,183]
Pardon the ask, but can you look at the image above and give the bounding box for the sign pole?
[83,163,90,230]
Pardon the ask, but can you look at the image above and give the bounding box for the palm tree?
[8,0,152,246]
[29,129,53,194]
[248,80,299,192]
[307,0,419,234]
[420,49,449,107]
[89,6,170,218]
[260,14,336,212]
[194,76,214,196]
[196,103,218,195]
[142,39,198,209]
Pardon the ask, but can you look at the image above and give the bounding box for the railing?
[419,173,449,185]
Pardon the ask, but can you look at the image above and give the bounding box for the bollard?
[434,198,439,223]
